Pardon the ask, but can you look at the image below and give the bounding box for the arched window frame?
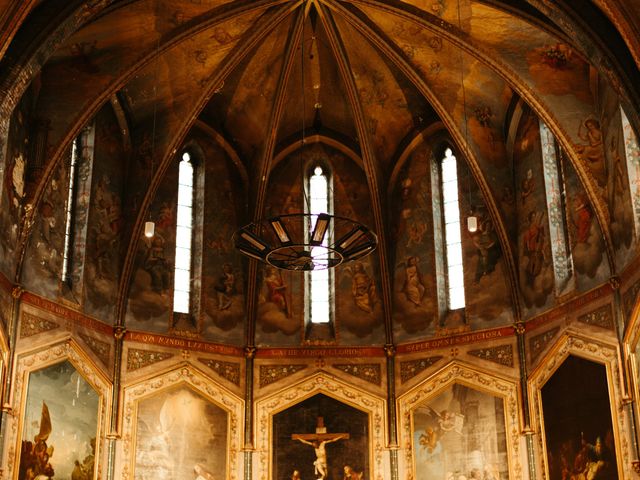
[304,160,335,338]
[434,145,466,312]
[60,124,95,301]
[171,148,204,329]
[539,121,574,295]
[620,107,640,237]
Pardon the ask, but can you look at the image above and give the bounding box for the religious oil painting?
[541,355,618,479]
[273,393,368,480]
[412,383,508,480]
[133,385,227,480]
[18,360,99,480]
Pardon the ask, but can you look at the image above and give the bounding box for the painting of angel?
[412,383,508,480]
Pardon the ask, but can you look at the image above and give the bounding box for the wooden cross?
[291,416,350,443]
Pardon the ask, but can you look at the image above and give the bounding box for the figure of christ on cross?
[292,417,350,479]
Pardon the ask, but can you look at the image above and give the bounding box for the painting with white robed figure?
[412,383,508,480]
[133,385,227,479]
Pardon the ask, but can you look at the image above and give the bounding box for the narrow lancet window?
[173,152,194,313]
[61,138,80,283]
[620,107,640,236]
[539,121,573,294]
[307,165,332,324]
[441,148,465,310]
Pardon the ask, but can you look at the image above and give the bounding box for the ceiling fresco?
[0,0,638,348]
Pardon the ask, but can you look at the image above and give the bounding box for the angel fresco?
[343,262,377,313]
[469,212,500,283]
[143,233,171,294]
[576,117,607,190]
[264,266,291,317]
[213,263,236,310]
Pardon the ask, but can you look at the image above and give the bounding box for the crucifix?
[292,416,350,479]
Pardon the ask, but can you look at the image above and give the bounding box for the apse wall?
[2,274,639,479]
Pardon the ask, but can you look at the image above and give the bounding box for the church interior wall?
[1,1,640,479]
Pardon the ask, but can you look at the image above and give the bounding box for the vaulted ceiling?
[0,0,638,347]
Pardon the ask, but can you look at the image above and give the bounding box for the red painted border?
[126,330,244,356]
[22,292,112,334]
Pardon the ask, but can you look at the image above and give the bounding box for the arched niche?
[2,338,111,479]
[118,363,243,480]
[254,372,388,480]
[528,332,631,479]
[397,361,523,480]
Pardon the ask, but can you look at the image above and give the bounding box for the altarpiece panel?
[3,339,111,480]
[398,362,523,480]
[254,372,388,480]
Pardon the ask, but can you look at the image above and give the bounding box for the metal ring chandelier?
[233,213,377,271]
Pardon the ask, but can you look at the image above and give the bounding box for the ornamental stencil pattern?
[78,332,111,367]
[623,278,640,321]
[467,344,514,367]
[199,358,241,386]
[259,364,307,388]
[20,312,60,337]
[577,304,614,330]
[126,348,174,371]
[332,363,381,385]
[400,356,443,383]
[529,327,560,362]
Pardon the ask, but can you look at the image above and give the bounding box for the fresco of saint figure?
[343,262,377,313]
[576,117,607,189]
[401,256,425,307]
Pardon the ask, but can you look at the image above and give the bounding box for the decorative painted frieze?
[467,344,514,367]
[126,348,174,371]
[399,356,443,384]
[332,363,381,385]
[199,358,241,386]
[259,364,307,388]
[78,332,111,367]
[529,327,560,361]
[20,312,60,338]
[577,304,614,330]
